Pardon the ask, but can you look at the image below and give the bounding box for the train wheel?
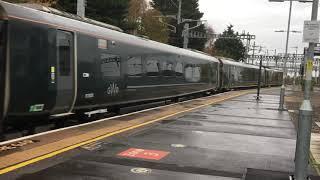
[54,119,66,129]
[171,97,179,103]
[0,126,4,141]
[77,113,91,123]
[22,121,36,136]
[108,106,120,114]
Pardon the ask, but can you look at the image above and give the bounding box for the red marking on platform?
[117,148,170,160]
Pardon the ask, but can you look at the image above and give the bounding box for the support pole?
[252,41,256,65]
[256,55,263,100]
[318,59,320,85]
[294,0,318,179]
[293,50,298,89]
[183,23,189,49]
[279,0,293,111]
[77,0,85,18]
[177,0,182,25]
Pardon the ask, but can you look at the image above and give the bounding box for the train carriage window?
[185,65,193,81]
[146,57,160,76]
[101,53,121,77]
[175,62,183,76]
[162,61,174,76]
[210,63,218,83]
[193,66,201,82]
[127,56,143,76]
[185,64,201,82]
[57,31,72,76]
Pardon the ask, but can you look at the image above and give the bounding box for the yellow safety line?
[0,91,248,175]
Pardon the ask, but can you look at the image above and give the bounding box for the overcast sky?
[199,0,315,55]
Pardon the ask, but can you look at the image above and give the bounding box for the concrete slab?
[127,128,295,159]
[18,160,240,180]
[213,101,280,109]
[161,119,296,139]
[180,114,294,128]
[197,107,291,120]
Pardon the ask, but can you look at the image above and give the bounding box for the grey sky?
[199,0,315,55]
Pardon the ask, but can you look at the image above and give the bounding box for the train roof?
[217,57,260,69]
[0,1,220,64]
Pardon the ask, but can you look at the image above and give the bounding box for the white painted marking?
[130,168,152,174]
[82,73,90,78]
[85,93,94,99]
[171,144,186,148]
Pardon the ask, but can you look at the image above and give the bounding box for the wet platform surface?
[2,90,300,180]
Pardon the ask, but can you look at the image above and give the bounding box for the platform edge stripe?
[0,91,248,175]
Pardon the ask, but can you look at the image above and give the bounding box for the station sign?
[303,20,320,43]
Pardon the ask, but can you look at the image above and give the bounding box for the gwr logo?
[107,83,119,96]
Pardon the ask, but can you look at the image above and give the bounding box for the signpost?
[295,1,319,179]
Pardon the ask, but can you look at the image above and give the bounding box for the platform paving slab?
[17,161,241,180]
[1,91,314,179]
[0,90,250,170]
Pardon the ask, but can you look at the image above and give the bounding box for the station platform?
[0,88,318,180]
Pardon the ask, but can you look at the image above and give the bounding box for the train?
[0,1,282,129]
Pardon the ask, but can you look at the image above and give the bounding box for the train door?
[53,30,75,114]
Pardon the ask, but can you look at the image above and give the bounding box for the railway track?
[0,91,213,142]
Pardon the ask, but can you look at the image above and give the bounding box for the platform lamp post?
[269,0,309,111]
[270,0,293,111]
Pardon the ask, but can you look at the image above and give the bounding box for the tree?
[125,0,169,43]
[151,0,208,50]
[53,0,130,30]
[7,0,130,32]
[139,9,169,43]
[126,0,148,34]
[214,25,246,61]
[203,26,216,55]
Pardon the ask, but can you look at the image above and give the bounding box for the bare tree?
[127,0,148,34]
[203,26,216,56]
[139,9,169,43]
